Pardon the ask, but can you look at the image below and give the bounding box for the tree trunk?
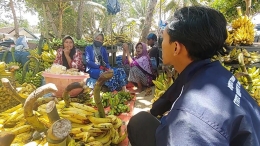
[76,0,84,39]
[9,0,19,38]
[58,1,63,38]
[140,0,158,42]
[245,0,252,16]
[45,4,59,37]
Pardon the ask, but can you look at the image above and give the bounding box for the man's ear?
[173,41,182,55]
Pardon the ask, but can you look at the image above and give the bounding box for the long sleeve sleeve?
[101,47,111,69]
[156,109,228,146]
[85,46,100,69]
[71,49,85,71]
[53,48,62,64]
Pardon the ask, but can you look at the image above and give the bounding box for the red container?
[42,72,89,97]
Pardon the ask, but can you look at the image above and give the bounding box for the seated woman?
[85,32,127,91]
[122,42,155,93]
[53,35,85,71]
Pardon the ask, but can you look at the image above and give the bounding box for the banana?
[95,130,111,144]
[62,107,94,116]
[107,115,117,123]
[152,80,164,90]
[11,125,32,135]
[113,117,123,129]
[60,114,86,124]
[70,127,83,135]
[93,123,113,130]
[115,132,128,144]
[70,103,97,113]
[103,139,112,146]
[87,116,112,124]
[83,132,91,142]
[86,141,103,146]
[61,111,88,121]
[87,136,96,142]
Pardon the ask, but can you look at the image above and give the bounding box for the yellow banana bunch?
[0,62,6,73]
[231,15,255,46]
[41,51,56,63]
[225,31,234,46]
[152,73,174,103]
[42,43,49,51]
[0,96,128,145]
[17,83,36,98]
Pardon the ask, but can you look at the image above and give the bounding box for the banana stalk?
[46,100,60,124]
[1,49,8,62]
[22,56,39,82]
[47,119,71,146]
[62,81,85,107]
[0,131,15,146]
[10,47,16,62]
[94,70,114,118]
[1,78,25,104]
[237,53,253,92]
[24,83,58,133]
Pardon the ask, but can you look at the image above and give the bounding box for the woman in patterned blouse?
[53,35,85,71]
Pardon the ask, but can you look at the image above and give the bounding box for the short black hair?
[166,6,228,61]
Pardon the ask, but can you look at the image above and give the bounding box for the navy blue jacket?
[85,45,111,79]
[155,60,260,146]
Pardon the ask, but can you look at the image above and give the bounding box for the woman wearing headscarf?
[122,42,155,93]
[85,32,127,91]
[53,35,85,71]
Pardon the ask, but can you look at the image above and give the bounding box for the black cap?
[147,33,157,41]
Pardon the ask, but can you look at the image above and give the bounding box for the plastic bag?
[15,36,29,49]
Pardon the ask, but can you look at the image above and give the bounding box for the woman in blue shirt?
[85,33,127,91]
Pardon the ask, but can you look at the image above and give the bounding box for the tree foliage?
[210,0,260,22]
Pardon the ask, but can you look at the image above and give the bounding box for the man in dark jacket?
[147,33,159,68]
[127,6,260,146]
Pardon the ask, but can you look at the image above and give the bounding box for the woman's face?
[95,35,104,43]
[64,38,74,50]
[136,44,143,55]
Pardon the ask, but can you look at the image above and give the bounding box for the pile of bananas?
[0,100,127,145]
[89,91,133,115]
[103,33,132,47]
[17,82,36,97]
[49,38,62,50]
[41,49,57,70]
[0,62,6,73]
[75,39,88,48]
[28,48,45,71]
[151,73,174,103]
[223,48,260,64]
[0,87,20,113]
[235,66,260,106]
[227,15,255,46]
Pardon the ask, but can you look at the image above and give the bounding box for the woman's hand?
[63,48,71,57]
[122,43,129,53]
